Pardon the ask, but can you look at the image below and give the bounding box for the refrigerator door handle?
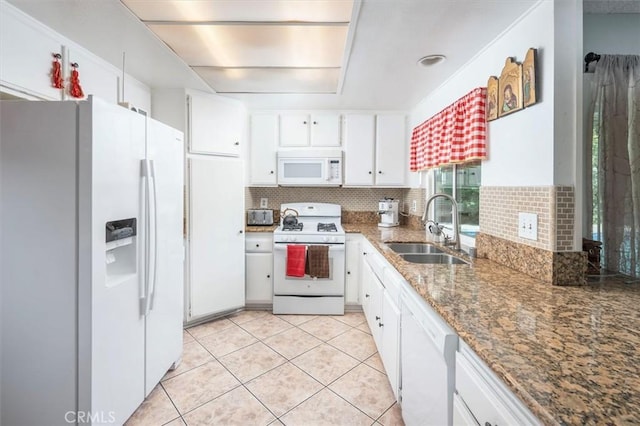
[141,159,156,315]
[148,159,159,311]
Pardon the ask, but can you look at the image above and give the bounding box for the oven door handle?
[273,243,345,252]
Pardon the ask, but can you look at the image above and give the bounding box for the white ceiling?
[6,0,639,111]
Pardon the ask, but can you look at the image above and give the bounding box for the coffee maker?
[378,198,400,228]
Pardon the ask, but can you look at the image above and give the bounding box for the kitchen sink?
[386,243,444,254]
[400,253,469,265]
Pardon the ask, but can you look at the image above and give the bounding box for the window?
[433,161,481,238]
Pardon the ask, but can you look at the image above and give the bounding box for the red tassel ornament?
[69,62,85,99]
[51,53,64,89]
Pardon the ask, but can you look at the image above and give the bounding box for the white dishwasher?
[401,285,458,426]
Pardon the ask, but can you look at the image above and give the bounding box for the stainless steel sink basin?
[386,243,444,254]
[400,253,469,265]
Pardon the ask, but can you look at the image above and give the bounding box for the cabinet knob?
[368,171,372,175]
[378,170,382,174]
[270,170,274,174]
[378,322,384,327]
[234,141,240,146]
[313,121,317,125]
[347,271,351,275]
[375,316,380,320]
[365,294,370,298]
[267,274,271,278]
[363,252,367,256]
[256,244,260,247]
[303,121,307,125]
[239,230,244,234]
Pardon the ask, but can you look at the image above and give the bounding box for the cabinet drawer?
[456,345,540,426]
[245,235,273,252]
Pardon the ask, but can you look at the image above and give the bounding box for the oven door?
[273,243,345,296]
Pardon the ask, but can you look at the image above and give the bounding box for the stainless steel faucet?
[421,193,461,251]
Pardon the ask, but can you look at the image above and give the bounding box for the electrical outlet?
[260,198,268,208]
[411,200,417,212]
[518,212,538,240]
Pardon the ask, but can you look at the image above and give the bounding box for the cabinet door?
[345,235,361,305]
[343,114,375,186]
[375,114,407,186]
[381,290,400,400]
[279,113,309,146]
[310,113,341,146]
[250,114,278,185]
[0,8,63,100]
[246,253,273,304]
[188,93,244,156]
[361,261,378,333]
[68,48,119,103]
[453,393,480,426]
[189,156,245,319]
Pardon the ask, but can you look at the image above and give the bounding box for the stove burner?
[282,223,304,231]
[317,223,338,232]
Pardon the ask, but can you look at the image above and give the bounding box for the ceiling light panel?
[148,24,349,67]
[122,0,353,22]
[192,67,340,93]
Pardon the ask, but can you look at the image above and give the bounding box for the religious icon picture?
[522,48,537,107]
[498,57,523,117]
[486,76,499,121]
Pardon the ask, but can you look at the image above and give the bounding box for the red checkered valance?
[410,87,487,171]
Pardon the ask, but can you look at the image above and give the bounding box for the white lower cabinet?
[380,287,400,400]
[455,341,541,426]
[356,236,539,426]
[245,233,273,306]
[345,234,361,306]
[360,240,400,400]
[453,392,479,425]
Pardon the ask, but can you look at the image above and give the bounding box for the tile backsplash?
[479,186,575,252]
[246,187,406,213]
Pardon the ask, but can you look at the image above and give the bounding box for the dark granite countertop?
[345,224,640,425]
[244,223,640,423]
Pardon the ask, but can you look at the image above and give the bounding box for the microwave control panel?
[329,159,341,180]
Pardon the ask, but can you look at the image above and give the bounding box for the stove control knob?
[323,236,330,242]
[331,236,337,243]
[291,236,297,242]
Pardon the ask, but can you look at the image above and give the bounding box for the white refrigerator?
[0,96,184,425]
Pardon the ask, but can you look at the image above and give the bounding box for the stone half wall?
[478,186,586,285]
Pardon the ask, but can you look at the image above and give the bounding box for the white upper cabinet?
[67,48,118,104]
[0,9,63,100]
[279,112,341,147]
[188,93,244,156]
[375,114,407,186]
[343,114,376,185]
[249,114,278,185]
[343,113,407,187]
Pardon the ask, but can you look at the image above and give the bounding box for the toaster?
[247,209,274,226]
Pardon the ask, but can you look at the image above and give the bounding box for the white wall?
[584,14,640,55]
[410,1,557,187]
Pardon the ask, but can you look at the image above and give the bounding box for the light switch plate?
[518,212,538,240]
[260,198,268,208]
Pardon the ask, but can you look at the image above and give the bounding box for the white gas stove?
[273,203,345,244]
[273,202,345,315]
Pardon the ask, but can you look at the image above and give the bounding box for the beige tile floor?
[125,311,405,426]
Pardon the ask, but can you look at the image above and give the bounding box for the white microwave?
[277,150,343,186]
